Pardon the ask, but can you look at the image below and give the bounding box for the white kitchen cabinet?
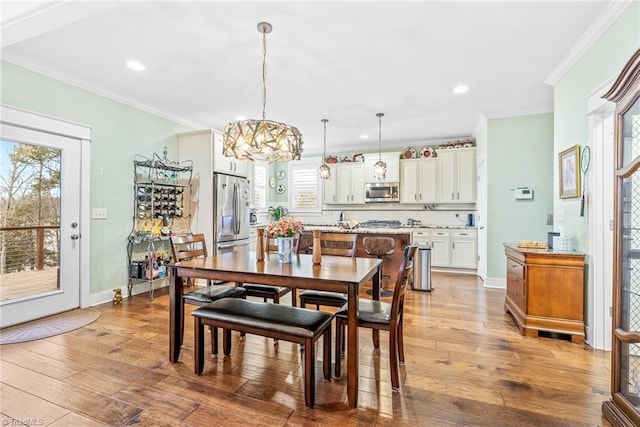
[400,159,438,203]
[212,131,248,177]
[364,152,400,183]
[438,148,476,203]
[335,163,365,204]
[451,229,478,268]
[322,164,338,204]
[430,229,451,267]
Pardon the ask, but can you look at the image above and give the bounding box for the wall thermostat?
[515,187,533,200]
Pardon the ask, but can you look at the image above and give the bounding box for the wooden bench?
[191,299,333,408]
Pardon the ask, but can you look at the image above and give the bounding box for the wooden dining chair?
[242,233,301,306]
[298,233,357,309]
[334,245,417,391]
[170,233,246,352]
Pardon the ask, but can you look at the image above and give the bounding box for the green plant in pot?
[268,206,287,221]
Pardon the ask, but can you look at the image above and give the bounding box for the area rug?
[0,309,100,344]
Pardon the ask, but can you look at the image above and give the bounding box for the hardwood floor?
[0,273,611,426]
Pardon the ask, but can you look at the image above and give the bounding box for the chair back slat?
[390,245,417,323]
[170,233,207,263]
[319,233,357,257]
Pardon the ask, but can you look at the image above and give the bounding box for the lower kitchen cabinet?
[451,229,477,268]
[430,229,451,267]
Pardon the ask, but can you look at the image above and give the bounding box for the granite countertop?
[251,223,476,233]
[504,243,585,256]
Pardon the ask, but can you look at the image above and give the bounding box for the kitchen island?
[300,226,411,287]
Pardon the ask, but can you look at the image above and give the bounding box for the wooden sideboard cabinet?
[503,244,585,343]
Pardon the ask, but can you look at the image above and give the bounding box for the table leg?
[347,283,359,408]
[372,264,381,348]
[169,267,183,363]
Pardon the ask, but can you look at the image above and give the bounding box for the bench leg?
[194,317,205,374]
[210,326,218,356]
[323,326,331,380]
[304,337,315,408]
[223,328,232,356]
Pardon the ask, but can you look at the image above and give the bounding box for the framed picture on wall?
[559,144,581,199]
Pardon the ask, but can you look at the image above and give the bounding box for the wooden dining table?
[168,250,382,409]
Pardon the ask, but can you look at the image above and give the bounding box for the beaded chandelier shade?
[373,112,387,180]
[319,118,331,179]
[223,22,303,163]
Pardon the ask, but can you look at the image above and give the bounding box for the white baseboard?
[484,276,506,289]
[88,278,170,307]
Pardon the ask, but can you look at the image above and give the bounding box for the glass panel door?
[0,123,81,328]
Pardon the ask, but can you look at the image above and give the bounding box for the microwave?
[365,182,400,203]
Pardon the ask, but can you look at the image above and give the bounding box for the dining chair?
[242,233,301,306]
[334,245,417,391]
[298,233,357,309]
[170,233,246,352]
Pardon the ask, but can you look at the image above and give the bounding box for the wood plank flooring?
[0,273,611,426]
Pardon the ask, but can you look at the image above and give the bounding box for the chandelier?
[373,112,387,180]
[223,22,303,163]
[319,119,331,179]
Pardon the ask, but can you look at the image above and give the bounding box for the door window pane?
[0,140,61,301]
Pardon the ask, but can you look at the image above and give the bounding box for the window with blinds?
[289,158,321,212]
[253,161,267,209]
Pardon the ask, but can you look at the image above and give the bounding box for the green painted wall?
[486,113,555,278]
[554,2,640,253]
[1,60,195,296]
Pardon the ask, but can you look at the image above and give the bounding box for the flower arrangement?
[267,216,304,238]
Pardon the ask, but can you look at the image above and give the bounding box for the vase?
[276,237,294,264]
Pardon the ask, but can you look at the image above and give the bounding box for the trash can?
[412,245,432,291]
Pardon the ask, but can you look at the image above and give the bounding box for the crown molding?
[1,54,206,130]
[545,0,634,87]
[483,106,554,120]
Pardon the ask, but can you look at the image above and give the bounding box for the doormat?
[0,309,100,344]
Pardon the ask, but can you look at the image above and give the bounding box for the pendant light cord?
[262,27,268,121]
[377,113,384,161]
[322,119,328,159]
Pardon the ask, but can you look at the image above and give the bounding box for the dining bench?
[191,299,333,408]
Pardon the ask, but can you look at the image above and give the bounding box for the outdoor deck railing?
[0,225,60,272]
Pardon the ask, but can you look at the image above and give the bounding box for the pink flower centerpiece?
[267,216,304,238]
[266,216,304,263]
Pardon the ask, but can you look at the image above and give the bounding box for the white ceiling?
[0,1,617,155]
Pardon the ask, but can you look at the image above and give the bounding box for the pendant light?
[319,119,331,179]
[222,22,303,163]
[373,112,387,180]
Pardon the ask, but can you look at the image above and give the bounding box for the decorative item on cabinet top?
[437,138,475,150]
[325,152,364,163]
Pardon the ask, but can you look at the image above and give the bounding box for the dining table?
[168,250,382,409]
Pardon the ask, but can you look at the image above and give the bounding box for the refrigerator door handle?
[217,240,250,249]
[233,182,240,235]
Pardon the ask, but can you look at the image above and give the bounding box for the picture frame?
[559,144,581,199]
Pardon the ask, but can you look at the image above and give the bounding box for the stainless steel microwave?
[365,182,400,203]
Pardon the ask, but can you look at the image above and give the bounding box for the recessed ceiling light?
[453,85,469,94]
[360,134,369,139]
[126,60,145,71]
[236,115,247,121]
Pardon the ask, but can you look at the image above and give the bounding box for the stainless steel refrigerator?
[213,173,250,254]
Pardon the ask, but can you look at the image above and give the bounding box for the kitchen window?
[253,160,267,209]
[288,157,321,213]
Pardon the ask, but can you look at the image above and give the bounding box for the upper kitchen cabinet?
[178,130,248,178]
[322,164,338,204]
[400,158,438,204]
[364,152,400,183]
[334,163,365,204]
[437,147,476,203]
[212,131,248,177]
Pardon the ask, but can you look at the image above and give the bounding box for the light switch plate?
[555,208,565,222]
[92,208,107,219]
